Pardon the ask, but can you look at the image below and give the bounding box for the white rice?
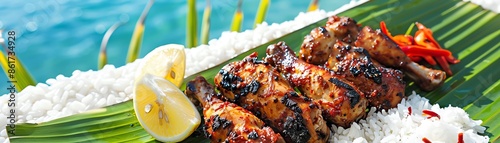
[0,0,495,142]
[330,92,488,143]
[463,0,500,13]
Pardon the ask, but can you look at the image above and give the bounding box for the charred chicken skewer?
[300,26,406,109]
[214,53,330,143]
[265,42,368,127]
[308,16,446,91]
[186,76,285,143]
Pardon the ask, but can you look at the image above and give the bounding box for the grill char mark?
[328,78,360,107]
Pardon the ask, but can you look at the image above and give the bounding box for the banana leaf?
[186,0,198,48]
[9,0,500,142]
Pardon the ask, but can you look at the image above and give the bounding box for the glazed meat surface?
[324,16,360,44]
[186,76,285,143]
[266,42,368,127]
[324,43,405,109]
[300,16,359,65]
[214,53,330,143]
[300,25,406,109]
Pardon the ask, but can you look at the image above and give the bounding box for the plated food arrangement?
[181,16,475,142]
[6,0,497,142]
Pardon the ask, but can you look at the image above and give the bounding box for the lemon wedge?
[134,74,201,142]
[133,44,199,142]
[135,44,186,87]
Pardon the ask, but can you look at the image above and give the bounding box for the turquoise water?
[0,0,350,91]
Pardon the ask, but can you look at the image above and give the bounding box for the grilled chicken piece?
[324,43,405,109]
[355,26,446,91]
[186,76,285,143]
[325,16,360,44]
[300,26,405,109]
[214,53,330,143]
[300,16,359,65]
[311,15,446,91]
[266,42,368,127]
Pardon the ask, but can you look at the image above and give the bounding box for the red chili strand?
[436,56,452,75]
[423,109,441,119]
[408,106,412,115]
[458,132,464,143]
[422,137,432,143]
[380,21,460,76]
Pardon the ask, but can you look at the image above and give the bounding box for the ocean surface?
[0,0,350,91]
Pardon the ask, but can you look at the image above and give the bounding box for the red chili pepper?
[445,55,461,64]
[407,54,423,62]
[380,21,405,45]
[422,109,441,119]
[423,56,437,66]
[381,21,460,76]
[399,45,452,57]
[436,56,453,75]
[409,56,422,62]
[393,35,414,45]
[458,132,464,143]
[408,106,412,115]
[380,21,392,37]
[416,22,440,48]
[422,137,432,143]
[416,22,460,64]
[414,31,453,72]
[415,30,453,75]
[414,31,435,48]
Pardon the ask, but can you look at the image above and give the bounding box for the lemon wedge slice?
[134,74,201,142]
[135,44,186,87]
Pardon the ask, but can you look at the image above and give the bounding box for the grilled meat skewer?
[186,76,285,143]
[266,42,368,127]
[300,25,405,109]
[214,53,330,143]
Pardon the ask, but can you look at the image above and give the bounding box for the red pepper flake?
[422,137,432,143]
[422,109,441,119]
[408,106,412,115]
[458,132,464,143]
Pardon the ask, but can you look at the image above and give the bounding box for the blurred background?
[0,0,351,91]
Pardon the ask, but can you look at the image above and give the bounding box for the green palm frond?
[230,0,244,32]
[186,0,198,48]
[0,30,36,91]
[99,22,123,69]
[9,0,500,142]
[404,23,415,36]
[308,0,319,12]
[126,0,154,63]
[254,0,270,28]
[200,0,211,45]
